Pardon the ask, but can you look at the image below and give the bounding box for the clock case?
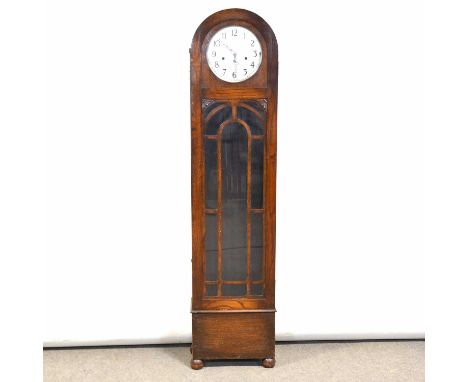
[190,9,278,369]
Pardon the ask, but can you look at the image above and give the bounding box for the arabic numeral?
[243,69,248,76]
[251,40,255,47]
[211,50,216,57]
[253,50,257,57]
[215,61,219,68]
[250,61,255,68]
[222,32,226,39]
[232,29,237,37]
[214,40,221,47]
[232,72,237,78]
[222,69,226,76]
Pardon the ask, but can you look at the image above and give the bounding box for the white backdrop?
[44,0,424,346]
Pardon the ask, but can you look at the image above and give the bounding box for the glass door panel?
[202,99,266,298]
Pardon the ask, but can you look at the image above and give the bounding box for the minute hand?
[222,42,238,62]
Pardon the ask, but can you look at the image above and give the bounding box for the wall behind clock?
[45,0,424,346]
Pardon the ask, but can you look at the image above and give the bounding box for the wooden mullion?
[222,280,246,285]
[216,126,223,297]
[246,122,252,296]
[204,279,263,286]
[231,101,238,121]
[237,118,254,298]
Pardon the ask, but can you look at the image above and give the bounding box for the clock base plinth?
[191,311,275,366]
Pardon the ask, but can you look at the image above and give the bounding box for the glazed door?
[203,99,267,299]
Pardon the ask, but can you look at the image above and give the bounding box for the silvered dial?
[206,25,262,83]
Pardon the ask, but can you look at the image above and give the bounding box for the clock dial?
[206,26,262,83]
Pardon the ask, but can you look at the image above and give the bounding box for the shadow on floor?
[158,344,264,368]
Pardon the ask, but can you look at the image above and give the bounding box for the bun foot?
[262,358,275,368]
[191,359,204,370]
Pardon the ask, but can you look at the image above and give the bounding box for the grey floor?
[44,340,424,382]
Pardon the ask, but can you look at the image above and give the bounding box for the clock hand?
[221,42,234,54]
[221,42,238,76]
[222,42,238,63]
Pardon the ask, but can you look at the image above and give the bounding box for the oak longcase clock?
[190,8,278,369]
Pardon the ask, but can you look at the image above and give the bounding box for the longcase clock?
[190,8,278,369]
